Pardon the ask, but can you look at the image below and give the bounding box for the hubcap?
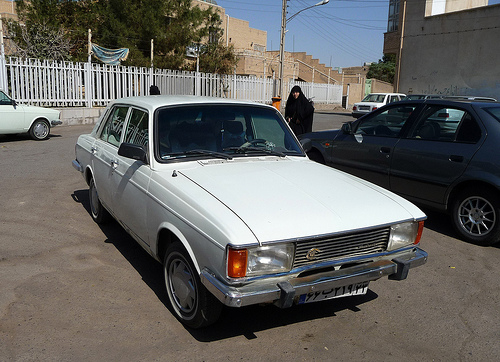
[33,122,49,139]
[168,258,196,314]
[458,196,495,236]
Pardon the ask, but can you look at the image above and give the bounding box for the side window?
[355,105,416,137]
[410,106,480,143]
[100,106,129,147]
[389,95,399,103]
[0,91,11,104]
[124,108,149,148]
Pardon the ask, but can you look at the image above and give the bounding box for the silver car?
[73,95,427,328]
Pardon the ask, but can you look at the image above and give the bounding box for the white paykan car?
[352,93,406,118]
[72,95,427,328]
[0,89,61,140]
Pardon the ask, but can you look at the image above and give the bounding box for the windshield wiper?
[223,146,286,157]
[166,149,232,160]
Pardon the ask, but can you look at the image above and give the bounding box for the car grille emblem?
[306,248,321,260]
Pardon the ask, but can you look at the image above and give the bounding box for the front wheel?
[29,119,50,140]
[164,244,222,328]
[451,188,500,246]
[307,149,325,164]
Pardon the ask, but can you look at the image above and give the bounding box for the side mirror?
[118,142,148,164]
[341,122,353,134]
[300,138,312,152]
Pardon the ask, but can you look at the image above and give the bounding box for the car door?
[0,91,25,133]
[111,107,152,246]
[91,105,130,215]
[390,104,483,207]
[330,104,418,189]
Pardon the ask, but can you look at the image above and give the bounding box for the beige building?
[195,0,337,85]
[384,0,500,99]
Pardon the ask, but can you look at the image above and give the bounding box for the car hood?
[174,158,424,244]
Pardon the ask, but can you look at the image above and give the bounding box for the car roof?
[109,95,272,110]
[388,99,500,107]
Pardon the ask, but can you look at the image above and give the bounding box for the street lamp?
[278,0,329,107]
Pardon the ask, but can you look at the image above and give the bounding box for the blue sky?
[215,0,500,69]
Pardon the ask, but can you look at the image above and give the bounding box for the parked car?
[351,93,405,118]
[300,98,500,246]
[72,95,427,328]
[0,89,61,140]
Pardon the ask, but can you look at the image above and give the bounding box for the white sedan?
[72,95,428,328]
[0,90,61,140]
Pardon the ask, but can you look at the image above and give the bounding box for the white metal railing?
[0,56,342,107]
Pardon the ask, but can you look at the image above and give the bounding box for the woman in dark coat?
[284,85,314,136]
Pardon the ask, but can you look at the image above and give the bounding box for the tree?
[8,21,72,61]
[7,0,236,70]
[366,54,396,84]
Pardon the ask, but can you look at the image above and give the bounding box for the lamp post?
[278,0,329,107]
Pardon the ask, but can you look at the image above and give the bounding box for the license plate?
[298,282,369,304]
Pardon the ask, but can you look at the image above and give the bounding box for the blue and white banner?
[91,43,129,65]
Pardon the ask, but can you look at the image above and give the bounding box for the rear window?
[483,107,500,122]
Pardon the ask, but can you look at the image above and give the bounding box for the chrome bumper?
[201,248,427,308]
[51,120,63,126]
[72,159,83,172]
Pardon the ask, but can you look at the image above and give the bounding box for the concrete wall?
[399,1,500,99]
[58,108,104,126]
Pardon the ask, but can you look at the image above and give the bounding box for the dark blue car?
[300,99,500,246]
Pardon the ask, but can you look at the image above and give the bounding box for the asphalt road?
[1,119,499,361]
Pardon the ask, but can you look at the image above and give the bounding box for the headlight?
[227,243,295,278]
[387,221,424,251]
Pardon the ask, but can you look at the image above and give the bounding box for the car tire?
[164,244,222,328]
[451,188,500,246]
[29,119,50,140]
[89,177,111,224]
[307,149,325,164]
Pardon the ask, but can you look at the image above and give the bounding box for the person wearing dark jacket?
[284,85,314,136]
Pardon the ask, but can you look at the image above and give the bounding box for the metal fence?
[0,56,342,108]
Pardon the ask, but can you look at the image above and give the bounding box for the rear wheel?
[29,119,50,140]
[89,177,111,224]
[451,188,500,246]
[164,244,222,328]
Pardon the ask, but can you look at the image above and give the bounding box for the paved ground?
[1,122,499,361]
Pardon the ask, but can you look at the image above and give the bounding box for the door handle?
[91,146,97,154]
[449,155,464,163]
[111,160,119,169]
[380,147,391,154]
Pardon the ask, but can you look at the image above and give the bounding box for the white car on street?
[72,95,427,328]
[0,90,61,140]
[352,93,406,118]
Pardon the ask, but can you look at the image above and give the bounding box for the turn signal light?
[414,221,425,244]
[227,248,248,278]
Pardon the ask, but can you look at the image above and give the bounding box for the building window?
[387,0,399,32]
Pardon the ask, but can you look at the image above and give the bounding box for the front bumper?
[201,247,427,308]
[51,120,63,126]
[72,159,83,172]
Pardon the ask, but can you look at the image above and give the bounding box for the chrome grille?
[293,227,390,268]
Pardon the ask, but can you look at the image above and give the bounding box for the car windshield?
[155,104,304,161]
[483,106,500,122]
[362,94,385,102]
